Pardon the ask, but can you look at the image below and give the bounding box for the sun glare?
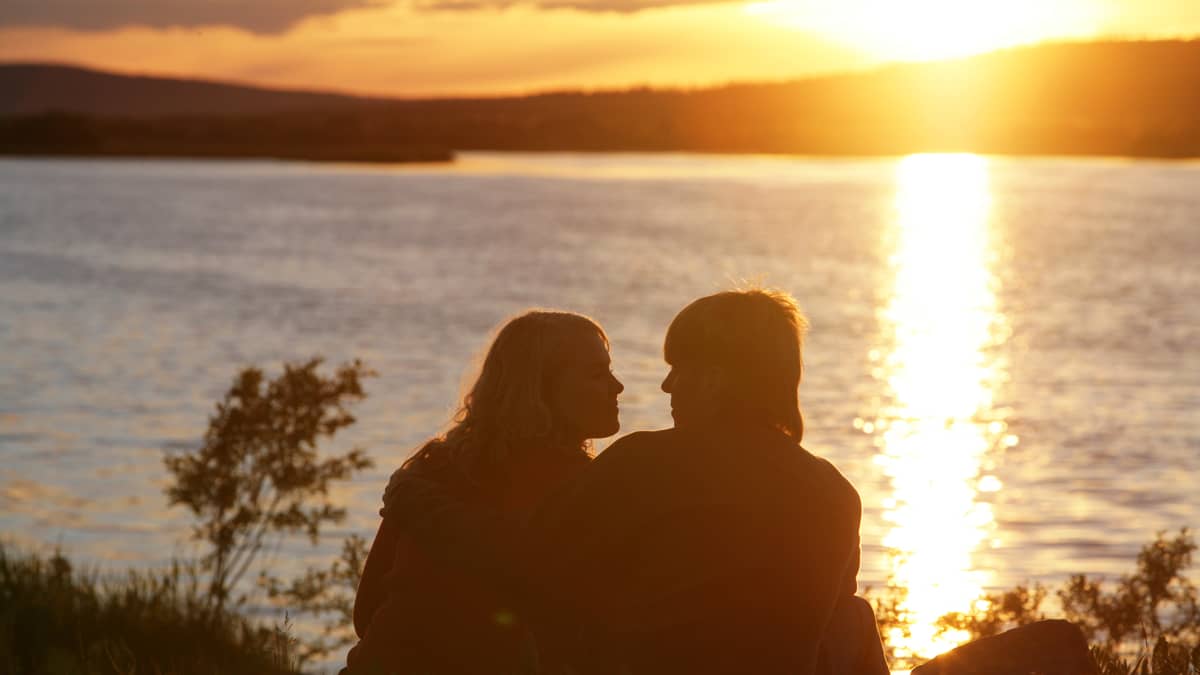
[745,0,1103,61]
[871,154,1011,664]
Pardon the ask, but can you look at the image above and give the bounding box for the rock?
[910,620,1099,675]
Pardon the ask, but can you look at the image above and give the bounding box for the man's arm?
[843,532,862,597]
[807,454,863,598]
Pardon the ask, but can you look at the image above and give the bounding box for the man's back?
[531,422,862,675]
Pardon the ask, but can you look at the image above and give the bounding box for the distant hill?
[0,63,380,117]
[4,40,1200,158]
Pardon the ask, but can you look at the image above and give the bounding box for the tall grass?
[1090,638,1200,675]
[0,544,299,675]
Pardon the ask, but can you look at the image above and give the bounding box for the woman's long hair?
[401,310,608,490]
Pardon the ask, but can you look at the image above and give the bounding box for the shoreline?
[6,146,1200,163]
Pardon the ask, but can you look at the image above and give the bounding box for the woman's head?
[661,288,807,441]
[464,310,622,448]
[406,310,622,482]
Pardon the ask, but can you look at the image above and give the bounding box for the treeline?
[3,39,1200,160]
[364,40,1200,157]
[0,112,452,163]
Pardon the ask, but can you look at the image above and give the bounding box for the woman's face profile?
[547,331,624,443]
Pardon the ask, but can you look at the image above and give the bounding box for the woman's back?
[347,447,590,674]
[343,309,622,674]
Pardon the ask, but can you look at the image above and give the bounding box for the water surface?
[1,152,1197,666]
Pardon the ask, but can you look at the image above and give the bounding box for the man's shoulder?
[598,428,675,456]
[795,446,849,482]
[560,429,671,495]
[795,446,862,515]
[530,429,677,545]
[539,429,678,516]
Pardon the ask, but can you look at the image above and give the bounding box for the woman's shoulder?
[379,463,475,520]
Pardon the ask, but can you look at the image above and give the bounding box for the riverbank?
[4,531,1195,674]
[0,145,455,164]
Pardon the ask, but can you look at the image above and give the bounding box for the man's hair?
[664,287,808,441]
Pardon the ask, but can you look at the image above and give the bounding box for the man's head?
[661,288,808,441]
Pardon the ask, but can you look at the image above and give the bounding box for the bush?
[164,358,375,665]
[1060,530,1200,655]
[164,358,374,613]
[871,529,1200,673]
[3,359,376,672]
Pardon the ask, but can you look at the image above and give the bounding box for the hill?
[3,40,1200,158]
[379,39,1199,157]
[0,63,379,117]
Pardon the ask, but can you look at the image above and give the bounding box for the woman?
[345,310,624,675]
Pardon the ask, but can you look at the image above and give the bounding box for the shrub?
[163,358,375,665]
[164,358,374,613]
[871,529,1200,673]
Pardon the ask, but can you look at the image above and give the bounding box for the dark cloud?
[413,0,732,11]
[0,0,737,34]
[0,0,384,34]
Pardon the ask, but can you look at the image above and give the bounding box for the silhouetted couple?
[345,289,890,675]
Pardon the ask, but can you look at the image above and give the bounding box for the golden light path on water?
[869,154,1014,665]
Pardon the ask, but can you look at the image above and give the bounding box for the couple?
[346,288,890,675]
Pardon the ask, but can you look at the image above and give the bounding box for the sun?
[745,0,1104,61]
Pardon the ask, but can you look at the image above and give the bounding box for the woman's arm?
[353,516,403,638]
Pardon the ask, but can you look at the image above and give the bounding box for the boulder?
[910,620,1099,675]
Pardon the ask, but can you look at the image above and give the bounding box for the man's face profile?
[661,359,723,427]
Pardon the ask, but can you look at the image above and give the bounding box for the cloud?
[0,0,385,34]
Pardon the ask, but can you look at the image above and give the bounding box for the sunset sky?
[1,0,1198,96]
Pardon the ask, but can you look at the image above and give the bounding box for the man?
[383,288,887,674]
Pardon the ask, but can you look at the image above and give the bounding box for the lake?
[1,152,1197,668]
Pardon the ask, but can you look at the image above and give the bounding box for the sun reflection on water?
[871,154,1012,664]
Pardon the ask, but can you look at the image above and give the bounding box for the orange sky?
[0,0,1197,96]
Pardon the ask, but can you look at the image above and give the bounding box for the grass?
[0,543,299,675]
[1090,638,1200,675]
